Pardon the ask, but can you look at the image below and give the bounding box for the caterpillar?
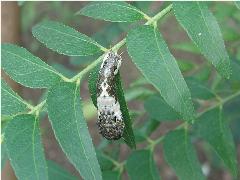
[96,51,125,140]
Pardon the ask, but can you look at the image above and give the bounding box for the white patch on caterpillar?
[96,51,125,140]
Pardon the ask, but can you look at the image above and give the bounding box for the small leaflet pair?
[96,50,125,140]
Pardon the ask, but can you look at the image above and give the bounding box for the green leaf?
[115,73,136,149]
[102,170,120,180]
[176,59,195,73]
[88,62,101,107]
[51,63,77,79]
[144,95,180,121]
[47,82,102,180]
[194,108,238,176]
[1,142,8,170]
[235,1,240,9]
[172,42,200,54]
[2,44,63,88]
[231,58,240,81]
[139,119,160,137]
[134,119,160,142]
[32,20,104,56]
[127,26,195,122]
[163,129,205,180]
[186,78,215,100]
[126,150,160,180]
[47,160,78,180]
[173,2,231,78]
[96,151,114,171]
[5,114,48,180]
[132,1,152,14]
[93,23,124,48]
[88,62,136,149]
[78,2,145,22]
[1,79,29,116]
[125,87,155,101]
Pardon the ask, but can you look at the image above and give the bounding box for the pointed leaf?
[88,62,136,149]
[144,95,181,121]
[195,108,238,176]
[163,129,205,180]
[5,114,48,180]
[115,73,136,148]
[126,150,160,180]
[2,44,62,88]
[127,26,195,122]
[1,79,29,116]
[173,2,231,78]
[78,2,145,22]
[32,21,104,56]
[47,82,102,180]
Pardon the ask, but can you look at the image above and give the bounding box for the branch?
[69,4,173,82]
[149,90,240,148]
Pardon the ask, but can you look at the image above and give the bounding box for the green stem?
[4,4,174,119]
[145,4,173,25]
[149,90,240,148]
[196,90,240,118]
[28,100,46,115]
[69,4,173,82]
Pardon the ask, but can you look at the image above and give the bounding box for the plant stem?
[69,4,173,82]
[149,90,240,148]
[146,4,173,25]
[5,4,173,120]
[196,90,240,118]
[28,100,46,115]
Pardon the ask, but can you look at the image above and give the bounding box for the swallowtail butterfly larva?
[96,51,125,140]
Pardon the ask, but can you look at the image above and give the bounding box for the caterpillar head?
[101,51,122,77]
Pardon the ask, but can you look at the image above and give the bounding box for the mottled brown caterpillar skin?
[96,51,125,140]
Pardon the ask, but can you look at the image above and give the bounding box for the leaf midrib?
[37,24,103,49]
[183,130,200,179]
[3,49,63,78]
[83,2,145,17]
[196,2,224,64]
[73,84,97,180]
[217,109,237,175]
[153,29,190,120]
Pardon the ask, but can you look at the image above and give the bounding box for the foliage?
[1,2,240,180]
